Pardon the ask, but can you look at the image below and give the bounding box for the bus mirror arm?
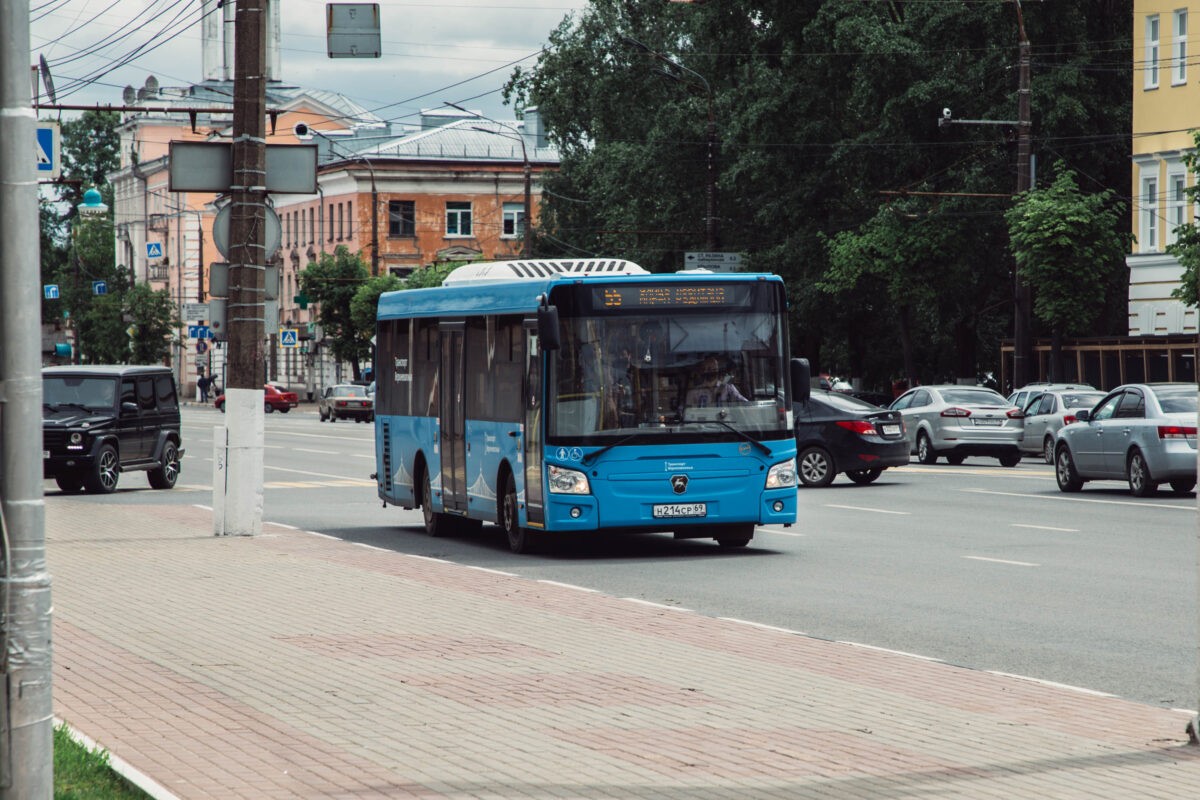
[537,305,561,351]
[791,358,811,404]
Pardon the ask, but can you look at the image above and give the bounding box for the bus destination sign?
[596,284,735,309]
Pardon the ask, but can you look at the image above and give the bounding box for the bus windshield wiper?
[581,432,650,466]
[676,418,773,457]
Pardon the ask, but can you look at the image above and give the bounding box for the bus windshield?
[547,281,789,442]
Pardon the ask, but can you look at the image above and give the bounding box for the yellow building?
[1129,0,1200,337]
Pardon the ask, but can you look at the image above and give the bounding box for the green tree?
[1006,168,1129,380]
[1166,131,1200,308]
[300,246,371,380]
[58,111,121,216]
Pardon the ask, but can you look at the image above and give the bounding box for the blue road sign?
[44,284,59,299]
[146,242,163,259]
[280,328,299,347]
[188,325,212,340]
[36,123,59,179]
[92,280,107,295]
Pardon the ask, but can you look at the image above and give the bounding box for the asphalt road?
[61,404,1199,712]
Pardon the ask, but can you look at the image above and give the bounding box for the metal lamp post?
[71,187,110,363]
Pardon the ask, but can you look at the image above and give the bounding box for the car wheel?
[147,441,180,490]
[217,401,225,413]
[421,469,452,537]
[946,455,965,466]
[500,471,537,554]
[1043,436,1055,465]
[54,472,85,494]
[280,407,290,414]
[1127,450,1157,497]
[917,432,938,465]
[1055,446,1083,493]
[264,403,274,413]
[797,446,835,487]
[83,443,120,494]
[716,524,755,548]
[846,468,883,485]
[998,453,1021,468]
[1169,478,1196,495]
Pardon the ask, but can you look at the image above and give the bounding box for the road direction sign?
[188,325,212,340]
[36,122,60,179]
[280,328,299,347]
[146,242,163,259]
[684,252,744,272]
[182,302,209,321]
[92,281,107,295]
[44,284,59,299]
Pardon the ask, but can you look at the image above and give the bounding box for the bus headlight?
[547,464,591,494]
[765,458,797,489]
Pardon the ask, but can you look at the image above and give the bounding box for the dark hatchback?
[793,391,909,486]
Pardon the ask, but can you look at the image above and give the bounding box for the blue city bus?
[373,259,802,553]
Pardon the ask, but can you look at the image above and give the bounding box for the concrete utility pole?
[1012,0,1034,389]
[221,0,268,536]
[0,0,53,795]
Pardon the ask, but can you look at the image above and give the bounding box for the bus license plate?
[653,503,707,519]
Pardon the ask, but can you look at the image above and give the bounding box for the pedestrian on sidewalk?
[198,373,211,403]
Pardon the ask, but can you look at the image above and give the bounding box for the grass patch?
[54,724,149,799]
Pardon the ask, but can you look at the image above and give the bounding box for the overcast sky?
[32,0,591,126]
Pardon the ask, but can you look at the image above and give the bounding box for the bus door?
[439,322,468,514]
[523,322,545,527]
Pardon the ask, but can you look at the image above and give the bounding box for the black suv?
[43,365,184,494]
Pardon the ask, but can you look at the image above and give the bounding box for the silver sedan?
[1054,383,1197,496]
[1018,389,1106,463]
[889,385,1023,467]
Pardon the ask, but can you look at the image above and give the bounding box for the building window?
[1146,15,1160,89]
[502,202,526,238]
[1174,9,1188,85]
[446,201,472,237]
[389,200,415,237]
[1142,175,1159,252]
[1168,169,1188,245]
[337,203,344,240]
[328,205,334,242]
[308,208,315,245]
[347,202,352,239]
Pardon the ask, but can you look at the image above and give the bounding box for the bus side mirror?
[537,305,561,351]
[791,358,810,404]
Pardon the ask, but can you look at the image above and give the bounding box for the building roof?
[338,119,559,166]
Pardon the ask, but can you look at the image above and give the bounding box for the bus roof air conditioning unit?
[441,259,648,285]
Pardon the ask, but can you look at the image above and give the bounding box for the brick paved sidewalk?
[47,498,1200,799]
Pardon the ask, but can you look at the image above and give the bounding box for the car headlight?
[69,432,83,445]
[547,464,590,494]
[766,458,798,489]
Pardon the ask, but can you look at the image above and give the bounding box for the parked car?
[890,385,1023,466]
[793,391,909,486]
[42,365,184,494]
[1053,382,1197,496]
[1018,388,1107,463]
[213,384,299,413]
[1007,381,1094,413]
[319,384,374,422]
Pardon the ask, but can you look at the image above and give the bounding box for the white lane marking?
[756,527,805,537]
[838,641,944,662]
[294,447,339,455]
[465,565,517,577]
[963,487,1192,511]
[964,555,1039,567]
[622,598,692,612]
[354,542,389,552]
[538,580,600,593]
[719,617,807,635]
[825,504,911,515]
[352,454,375,459]
[1012,523,1079,532]
[987,671,1116,697]
[266,464,371,482]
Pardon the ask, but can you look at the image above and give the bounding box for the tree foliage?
[300,246,371,379]
[58,111,121,216]
[1166,131,1200,308]
[504,0,1132,389]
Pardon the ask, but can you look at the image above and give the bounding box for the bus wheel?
[716,524,754,548]
[501,472,536,554]
[421,471,452,537]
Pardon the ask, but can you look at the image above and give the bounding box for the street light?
[294,123,380,275]
[70,187,110,363]
[444,102,533,258]
[622,36,719,251]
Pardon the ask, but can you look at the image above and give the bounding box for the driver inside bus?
[684,357,748,408]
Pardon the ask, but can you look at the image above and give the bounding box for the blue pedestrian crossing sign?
[146,242,163,259]
[36,123,60,179]
[280,328,299,347]
[92,280,107,295]
[44,284,59,299]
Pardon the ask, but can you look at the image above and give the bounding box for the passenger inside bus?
[683,357,749,408]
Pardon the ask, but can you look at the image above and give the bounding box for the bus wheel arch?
[499,468,537,554]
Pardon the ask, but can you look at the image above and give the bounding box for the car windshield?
[1061,392,1104,409]
[1152,386,1199,413]
[43,376,117,411]
[331,386,362,397]
[940,388,1007,405]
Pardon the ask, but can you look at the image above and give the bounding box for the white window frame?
[502,202,526,238]
[446,201,472,237]
[1146,14,1161,89]
[1174,9,1188,85]
[1167,166,1188,245]
[1141,172,1160,252]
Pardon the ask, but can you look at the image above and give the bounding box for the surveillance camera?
[293,122,311,140]
[942,108,952,119]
